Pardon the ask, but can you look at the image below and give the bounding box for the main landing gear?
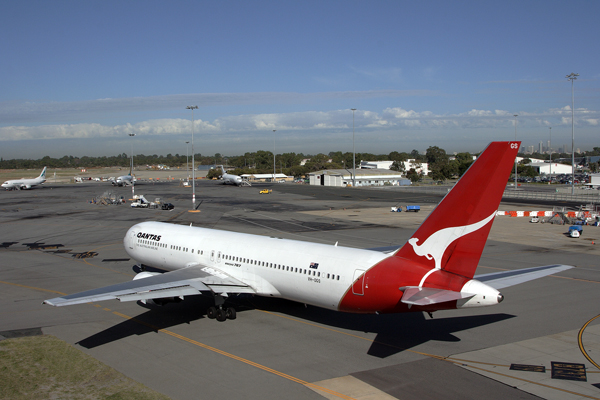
[206,306,236,322]
[206,294,237,322]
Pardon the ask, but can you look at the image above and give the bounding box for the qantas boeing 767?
[45,142,572,322]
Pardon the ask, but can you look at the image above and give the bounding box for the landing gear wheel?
[215,308,227,322]
[207,306,217,319]
[226,307,237,320]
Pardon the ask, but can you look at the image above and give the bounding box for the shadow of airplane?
[77,293,513,358]
[78,295,215,349]
[238,296,515,358]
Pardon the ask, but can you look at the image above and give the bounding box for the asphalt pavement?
[1,180,599,400]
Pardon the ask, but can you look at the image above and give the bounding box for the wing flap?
[116,286,205,302]
[401,286,475,306]
[44,265,255,307]
[474,264,573,289]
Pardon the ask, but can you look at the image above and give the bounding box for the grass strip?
[0,335,171,400]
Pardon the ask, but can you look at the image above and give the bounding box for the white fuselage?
[114,175,135,186]
[124,221,388,310]
[222,173,243,185]
[1,176,45,190]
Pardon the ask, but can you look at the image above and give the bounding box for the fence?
[372,184,600,206]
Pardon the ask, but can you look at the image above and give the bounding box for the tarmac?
[1,179,600,400]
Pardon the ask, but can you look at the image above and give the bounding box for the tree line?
[2,146,594,180]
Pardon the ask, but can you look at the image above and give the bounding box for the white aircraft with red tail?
[45,142,572,322]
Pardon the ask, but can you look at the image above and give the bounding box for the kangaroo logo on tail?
[408,212,496,271]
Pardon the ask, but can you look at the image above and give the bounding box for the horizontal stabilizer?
[474,264,573,289]
[400,286,475,306]
[367,245,402,253]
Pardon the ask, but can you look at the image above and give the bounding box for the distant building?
[300,158,331,166]
[241,173,290,182]
[522,158,573,175]
[358,159,429,175]
[308,169,410,187]
[589,174,600,187]
[360,160,394,169]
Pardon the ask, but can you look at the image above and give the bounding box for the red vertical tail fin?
[394,141,520,279]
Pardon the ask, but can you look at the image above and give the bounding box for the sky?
[1,0,599,160]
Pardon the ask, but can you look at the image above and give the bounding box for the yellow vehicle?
[259,189,271,194]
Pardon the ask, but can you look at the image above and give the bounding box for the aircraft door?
[217,251,221,263]
[352,269,365,295]
[129,231,136,250]
[210,250,215,262]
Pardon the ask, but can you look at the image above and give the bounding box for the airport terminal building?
[308,169,410,187]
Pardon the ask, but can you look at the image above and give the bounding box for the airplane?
[217,165,244,186]
[111,173,136,187]
[111,163,136,187]
[112,151,136,186]
[2,167,47,190]
[44,142,573,323]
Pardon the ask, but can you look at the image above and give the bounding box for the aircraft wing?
[474,264,573,289]
[43,265,256,307]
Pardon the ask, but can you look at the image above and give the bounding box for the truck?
[130,195,151,208]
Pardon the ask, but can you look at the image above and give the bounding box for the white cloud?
[2,105,599,144]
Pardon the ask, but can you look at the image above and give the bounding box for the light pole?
[351,108,357,187]
[272,130,276,182]
[513,114,518,190]
[548,127,552,177]
[185,141,190,181]
[186,105,198,210]
[129,133,135,196]
[566,73,579,195]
